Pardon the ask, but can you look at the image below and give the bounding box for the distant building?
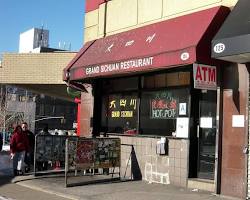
[19,28,49,53]
[0,84,36,144]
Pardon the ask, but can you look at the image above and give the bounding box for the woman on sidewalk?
[10,125,29,176]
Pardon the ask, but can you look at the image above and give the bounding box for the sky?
[0,0,85,55]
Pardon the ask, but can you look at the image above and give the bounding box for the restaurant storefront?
[64,6,229,193]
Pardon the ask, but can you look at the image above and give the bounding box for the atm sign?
[193,63,217,90]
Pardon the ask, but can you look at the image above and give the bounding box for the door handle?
[197,125,200,138]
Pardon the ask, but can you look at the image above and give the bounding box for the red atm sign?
[193,63,217,90]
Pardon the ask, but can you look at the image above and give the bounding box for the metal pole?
[65,138,68,187]
[34,135,37,176]
[3,109,6,146]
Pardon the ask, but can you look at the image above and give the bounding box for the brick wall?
[84,0,238,42]
[114,136,189,187]
[0,52,76,85]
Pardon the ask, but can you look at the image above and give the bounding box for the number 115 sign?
[193,63,217,90]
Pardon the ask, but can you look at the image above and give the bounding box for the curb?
[16,181,80,200]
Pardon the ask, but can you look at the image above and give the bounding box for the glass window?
[102,77,138,93]
[143,72,190,89]
[140,88,190,136]
[101,93,138,133]
[100,71,191,136]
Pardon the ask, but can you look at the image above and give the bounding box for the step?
[188,178,215,192]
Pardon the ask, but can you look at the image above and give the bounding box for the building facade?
[64,0,250,199]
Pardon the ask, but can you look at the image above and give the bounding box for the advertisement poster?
[75,139,94,169]
[94,138,121,168]
[176,117,189,138]
[66,138,121,170]
[150,91,178,119]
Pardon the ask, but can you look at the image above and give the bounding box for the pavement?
[0,151,240,200]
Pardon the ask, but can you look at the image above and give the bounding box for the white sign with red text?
[193,63,217,90]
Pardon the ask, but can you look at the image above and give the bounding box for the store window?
[100,71,190,136]
[101,93,138,133]
[140,88,190,136]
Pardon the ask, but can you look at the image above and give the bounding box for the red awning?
[64,6,229,81]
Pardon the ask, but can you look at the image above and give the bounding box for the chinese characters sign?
[109,96,137,118]
[150,92,178,119]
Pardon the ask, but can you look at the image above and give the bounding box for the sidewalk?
[10,173,239,200]
[0,151,240,200]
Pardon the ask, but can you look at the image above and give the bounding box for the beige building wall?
[0,52,76,84]
[84,0,238,43]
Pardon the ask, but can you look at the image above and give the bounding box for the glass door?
[197,90,217,179]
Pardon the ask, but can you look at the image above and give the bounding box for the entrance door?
[197,90,217,179]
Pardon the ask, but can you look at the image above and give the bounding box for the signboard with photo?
[66,137,121,171]
[75,139,94,169]
[35,135,76,164]
[94,138,121,168]
[67,138,78,170]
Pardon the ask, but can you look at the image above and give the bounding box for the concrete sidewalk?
[0,151,239,200]
[9,174,239,200]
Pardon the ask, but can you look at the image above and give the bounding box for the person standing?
[21,122,35,173]
[10,125,29,176]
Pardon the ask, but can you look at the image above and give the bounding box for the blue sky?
[0,0,85,55]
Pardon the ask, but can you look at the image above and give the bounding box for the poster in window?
[176,117,189,138]
[75,139,94,169]
[150,91,178,119]
[108,96,137,118]
[179,103,187,116]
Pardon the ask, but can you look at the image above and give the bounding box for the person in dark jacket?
[10,125,29,176]
[21,122,35,173]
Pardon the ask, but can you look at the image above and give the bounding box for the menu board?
[94,138,121,168]
[150,91,178,119]
[66,137,121,170]
[67,138,78,170]
[36,135,53,162]
[35,135,75,163]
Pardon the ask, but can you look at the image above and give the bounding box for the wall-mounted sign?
[193,63,217,90]
[180,52,190,61]
[85,57,154,76]
[232,115,245,128]
[213,43,225,54]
